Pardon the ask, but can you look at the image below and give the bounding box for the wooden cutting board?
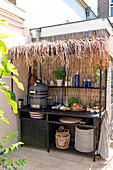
[30,115,44,119]
[60,117,82,123]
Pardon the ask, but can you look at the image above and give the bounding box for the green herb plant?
[0,20,26,169]
[52,70,65,79]
[68,97,78,105]
[94,64,100,88]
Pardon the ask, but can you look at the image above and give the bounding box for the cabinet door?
[21,119,46,148]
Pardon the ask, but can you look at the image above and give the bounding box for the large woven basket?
[75,127,93,153]
[55,129,70,149]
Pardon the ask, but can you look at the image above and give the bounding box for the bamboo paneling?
[41,54,106,107]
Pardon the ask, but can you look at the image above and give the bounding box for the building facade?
[0,0,27,149]
[98,0,113,17]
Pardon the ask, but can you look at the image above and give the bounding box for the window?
[111,7,113,16]
[110,0,113,16]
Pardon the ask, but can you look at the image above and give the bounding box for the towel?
[98,115,110,160]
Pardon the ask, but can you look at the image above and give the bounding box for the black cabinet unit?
[20,112,46,148]
[19,105,106,161]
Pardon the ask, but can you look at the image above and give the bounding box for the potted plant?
[52,70,65,86]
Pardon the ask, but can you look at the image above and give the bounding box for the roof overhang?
[30,18,112,38]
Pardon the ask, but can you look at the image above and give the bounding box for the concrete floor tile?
[17,161,40,170]
[58,159,96,170]
[23,146,53,155]
[109,160,113,169]
[95,165,110,170]
[36,163,64,170]
[79,155,94,165]
[28,152,62,166]
[50,149,82,162]
[9,148,32,159]
[6,145,113,170]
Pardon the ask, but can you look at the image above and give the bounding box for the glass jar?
[50,80,54,86]
[64,96,68,107]
[18,99,24,109]
[87,79,91,87]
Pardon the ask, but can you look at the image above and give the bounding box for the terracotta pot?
[30,76,36,85]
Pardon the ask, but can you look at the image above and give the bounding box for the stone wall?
[98,0,109,17]
[40,29,110,41]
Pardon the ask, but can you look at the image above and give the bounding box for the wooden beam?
[8,22,24,29]
[0,7,25,20]
[76,0,87,9]
[0,12,23,24]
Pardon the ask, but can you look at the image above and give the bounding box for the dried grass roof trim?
[8,38,110,70]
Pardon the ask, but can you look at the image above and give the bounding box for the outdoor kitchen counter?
[19,105,106,162]
[19,105,106,119]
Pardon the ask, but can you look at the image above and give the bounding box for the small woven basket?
[71,105,85,111]
[55,129,70,149]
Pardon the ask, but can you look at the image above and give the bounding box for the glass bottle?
[68,76,71,86]
[42,75,44,83]
[70,76,73,86]
[65,76,68,87]
[83,79,87,87]
[44,77,47,85]
[75,71,80,87]
[64,96,68,107]
[54,95,59,106]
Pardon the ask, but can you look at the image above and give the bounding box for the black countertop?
[20,105,106,119]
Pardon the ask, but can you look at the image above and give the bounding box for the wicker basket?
[75,127,93,153]
[71,105,85,111]
[55,129,70,149]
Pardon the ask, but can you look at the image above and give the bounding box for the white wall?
[0,0,25,19]
[0,0,26,47]
[0,0,27,149]
[0,24,26,47]
[16,0,86,29]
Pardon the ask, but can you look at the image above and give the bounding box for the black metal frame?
[11,59,13,92]
[19,105,106,161]
[24,48,107,163]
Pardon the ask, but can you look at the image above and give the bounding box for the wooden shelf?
[48,86,106,90]
[50,142,99,156]
[47,120,96,128]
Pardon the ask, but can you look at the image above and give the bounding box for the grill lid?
[29,79,48,92]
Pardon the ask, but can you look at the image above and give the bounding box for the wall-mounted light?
[85,6,91,19]
[93,30,96,39]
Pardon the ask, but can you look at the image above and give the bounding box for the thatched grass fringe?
[8,38,110,70]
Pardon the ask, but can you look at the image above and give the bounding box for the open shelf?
[48,86,106,90]
[48,120,95,128]
[50,142,99,156]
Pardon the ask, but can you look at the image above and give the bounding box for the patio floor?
[7,140,113,170]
